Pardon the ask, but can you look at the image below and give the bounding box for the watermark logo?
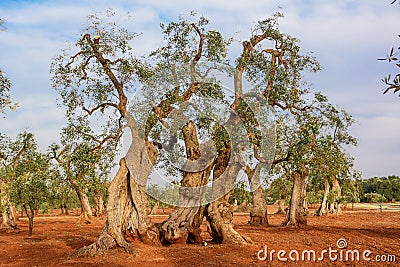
[257,238,396,263]
[122,62,276,207]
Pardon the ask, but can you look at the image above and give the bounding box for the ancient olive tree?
[270,97,356,226]
[236,13,357,226]
[51,11,168,254]
[234,13,323,226]
[51,10,356,255]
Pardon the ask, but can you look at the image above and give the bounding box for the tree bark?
[0,182,18,230]
[23,205,34,236]
[160,121,214,245]
[330,176,341,215]
[246,166,268,226]
[276,197,286,214]
[70,181,93,223]
[316,178,330,216]
[93,192,105,217]
[276,183,288,214]
[205,150,250,244]
[0,203,18,230]
[284,169,307,227]
[72,115,161,257]
[302,181,309,215]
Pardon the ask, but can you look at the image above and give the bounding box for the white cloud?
[1,93,65,150]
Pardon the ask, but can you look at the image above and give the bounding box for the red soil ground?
[1,205,399,267]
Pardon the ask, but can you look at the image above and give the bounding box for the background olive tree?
[7,134,51,236]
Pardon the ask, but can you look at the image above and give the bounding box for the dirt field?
[1,205,399,267]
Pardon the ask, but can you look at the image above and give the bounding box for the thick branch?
[83,102,119,115]
[190,23,204,65]
[83,34,127,117]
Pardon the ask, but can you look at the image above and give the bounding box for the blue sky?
[0,0,399,178]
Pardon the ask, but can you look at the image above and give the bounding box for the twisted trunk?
[73,116,161,257]
[0,203,18,230]
[206,150,250,244]
[161,121,214,244]
[93,192,105,217]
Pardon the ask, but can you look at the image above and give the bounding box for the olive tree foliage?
[379,37,400,96]
[7,135,52,236]
[269,94,357,224]
[0,69,13,115]
[50,10,136,221]
[51,10,170,255]
[379,0,400,96]
[47,167,80,215]
[0,132,35,230]
[51,9,149,132]
[49,139,112,221]
[0,132,52,235]
[0,19,17,115]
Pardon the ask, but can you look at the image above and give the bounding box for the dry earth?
[1,205,399,267]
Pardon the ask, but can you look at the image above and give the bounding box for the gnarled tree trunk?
[284,169,307,227]
[161,121,214,245]
[0,203,18,230]
[206,149,250,244]
[246,166,268,226]
[73,116,161,257]
[0,182,18,230]
[93,192,105,217]
[316,178,330,216]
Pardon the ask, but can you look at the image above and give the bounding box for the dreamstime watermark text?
[257,238,396,263]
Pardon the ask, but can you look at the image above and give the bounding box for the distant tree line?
[226,175,400,213]
[360,175,400,202]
